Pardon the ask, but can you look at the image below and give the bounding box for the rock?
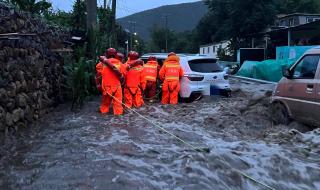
[17,71,25,82]
[24,105,33,122]
[16,94,27,108]
[12,108,22,122]
[6,82,16,97]
[15,81,22,93]
[0,88,8,106]
[6,98,15,112]
[16,121,26,128]
[21,80,27,91]
[0,106,5,121]
[5,113,13,126]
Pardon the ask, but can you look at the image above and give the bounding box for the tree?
[275,0,320,14]
[149,25,176,52]
[199,0,277,59]
[9,0,51,14]
[44,10,72,28]
[196,12,218,45]
[172,31,199,53]
[71,0,86,31]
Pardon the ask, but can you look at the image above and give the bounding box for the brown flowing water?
[0,79,319,190]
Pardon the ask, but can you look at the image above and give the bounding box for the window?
[213,46,216,53]
[188,59,222,73]
[315,18,320,21]
[292,55,320,79]
[306,17,314,23]
[289,18,294,26]
[207,47,210,54]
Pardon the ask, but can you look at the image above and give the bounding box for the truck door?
[285,55,319,123]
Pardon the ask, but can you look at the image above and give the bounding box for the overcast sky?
[49,0,200,18]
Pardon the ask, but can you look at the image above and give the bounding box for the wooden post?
[111,0,117,47]
[86,0,97,29]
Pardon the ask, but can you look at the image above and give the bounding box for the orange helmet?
[106,48,117,58]
[128,51,139,60]
[168,52,176,57]
[116,52,124,61]
[148,56,157,61]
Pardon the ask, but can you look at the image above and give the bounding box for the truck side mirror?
[282,67,291,79]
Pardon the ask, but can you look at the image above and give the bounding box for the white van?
[141,53,231,102]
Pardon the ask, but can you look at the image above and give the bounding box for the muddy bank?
[0,79,319,190]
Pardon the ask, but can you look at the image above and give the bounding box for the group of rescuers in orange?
[95,48,184,115]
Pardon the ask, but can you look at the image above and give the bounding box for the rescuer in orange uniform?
[159,52,184,105]
[116,52,125,63]
[124,51,145,108]
[143,56,160,102]
[96,48,126,115]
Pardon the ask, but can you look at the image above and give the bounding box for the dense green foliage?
[71,0,87,31]
[7,0,51,14]
[275,0,320,14]
[62,48,97,111]
[148,26,198,53]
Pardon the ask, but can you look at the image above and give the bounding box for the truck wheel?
[271,103,290,125]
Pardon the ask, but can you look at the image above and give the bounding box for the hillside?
[117,1,207,41]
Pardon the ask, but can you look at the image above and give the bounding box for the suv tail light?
[224,74,229,80]
[184,74,204,81]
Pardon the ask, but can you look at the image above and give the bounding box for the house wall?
[199,41,229,58]
[276,15,320,27]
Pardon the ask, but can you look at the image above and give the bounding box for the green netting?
[237,59,296,82]
[237,46,317,82]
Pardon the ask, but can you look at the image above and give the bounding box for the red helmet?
[106,48,117,58]
[168,52,176,57]
[116,52,124,61]
[148,56,157,61]
[128,51,139,60]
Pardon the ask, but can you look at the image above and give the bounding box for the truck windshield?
[188,59,222,73]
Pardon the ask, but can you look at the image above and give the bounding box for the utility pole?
[162,14,170,52]
[128,21,136,51]
[111,0,117,47]
[86,0,97,29]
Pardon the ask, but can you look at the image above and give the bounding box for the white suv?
[141,53,231,102]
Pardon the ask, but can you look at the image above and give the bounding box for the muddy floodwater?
[1,79,319,190]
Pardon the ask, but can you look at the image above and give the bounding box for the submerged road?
[0,79,319,190]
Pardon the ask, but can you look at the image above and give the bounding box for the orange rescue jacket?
[125,60,146,88]
[143,60,159,82]
[96,58,126,87]
[159,55,184,81]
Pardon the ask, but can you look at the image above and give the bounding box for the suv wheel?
[183,93,203,103]
[271,102,290,125]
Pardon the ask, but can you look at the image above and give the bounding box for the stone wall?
[0,3,70,133]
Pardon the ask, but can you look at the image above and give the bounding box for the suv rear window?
[188,59,222,73]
